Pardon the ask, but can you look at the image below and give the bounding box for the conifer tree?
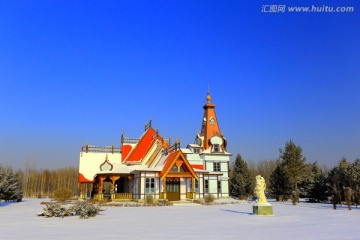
[350,159,360,207]
[0,164,4,200]
[328,158,351,203]
[279,140,307,202]
[269,162,292,201]
[303,163,328,202]
[230,154,254,198]
[0,166,23,202]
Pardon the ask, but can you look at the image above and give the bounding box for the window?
[205,179,209,194]
[145,177,155,194]
[194,148,200,154]
[190,179,199,193]
[195,179,199,193]
[213,162,221,172]
[213,144,220,153]
[210,117,215,125]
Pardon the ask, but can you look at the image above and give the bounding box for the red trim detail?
[191,164,204,170]
[78,173,94,183]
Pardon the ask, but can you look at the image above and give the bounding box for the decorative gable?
[158,150,198,180]
[100,154,113,171]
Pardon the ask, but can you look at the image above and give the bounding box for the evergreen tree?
[230,154,254,198]
[279,140,307,202]
[350,159,360,207]
[303,163,328,202]
[0,164,4,200]
[349,159,360,189]
[328,158,351,203]
[0,167,22,202]
[269,161,292,201]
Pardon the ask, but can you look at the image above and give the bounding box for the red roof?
[160,151,179,174]
[122,144,132,160]
[191,164,204,170]
[125,128,157,162]
[78,173,94,183]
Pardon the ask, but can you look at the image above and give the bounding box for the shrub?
[238,195,248,200]
[38,202,71,218]
[52,188,73,203]
[157,199,173,206]
[193,199,203,204]
[38,201,102,219]
[204,194,215,203]
[71,201,102,219]
[145,195,154,205]
[278,195,289,202]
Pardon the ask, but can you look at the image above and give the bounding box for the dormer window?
[209,117,215,125]
[213,144,220,153]
[194,148,200,154]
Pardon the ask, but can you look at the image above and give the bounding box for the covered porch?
[92,173,134,200]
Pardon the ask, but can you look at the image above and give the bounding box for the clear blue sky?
[0,1,359,170]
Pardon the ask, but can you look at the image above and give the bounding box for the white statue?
[254,175,268,204]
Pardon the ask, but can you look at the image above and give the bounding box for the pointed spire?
[199,91,221,150]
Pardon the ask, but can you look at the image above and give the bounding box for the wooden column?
[110,176,120,200]
[79,183,84,199]
[98,176,106,200]
[163,177,167,199]
[191,177,195,199]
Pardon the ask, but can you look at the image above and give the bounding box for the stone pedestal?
[253,203,273,215]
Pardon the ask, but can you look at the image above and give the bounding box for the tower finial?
[206,84,212,104]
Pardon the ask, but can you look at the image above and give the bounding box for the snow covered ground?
[1,199,359,240]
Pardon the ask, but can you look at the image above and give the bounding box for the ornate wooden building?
[78,93,231,201]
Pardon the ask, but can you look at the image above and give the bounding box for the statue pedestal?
[253,203,273,215]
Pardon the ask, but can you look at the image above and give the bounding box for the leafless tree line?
[247,159,278,184]
[18,163,79,198]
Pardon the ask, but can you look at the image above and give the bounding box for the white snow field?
[1,199,359,240]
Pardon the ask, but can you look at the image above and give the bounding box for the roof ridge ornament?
[145,118,152,131]
[206,84,212,104]
[162,140,181,156]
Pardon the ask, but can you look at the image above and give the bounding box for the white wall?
[79,152,121,181]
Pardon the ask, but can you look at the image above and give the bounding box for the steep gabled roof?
[124,127,158,163]
[158,150,198,180]
[121,144,133,160]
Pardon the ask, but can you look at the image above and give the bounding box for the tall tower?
[195,92,227,152]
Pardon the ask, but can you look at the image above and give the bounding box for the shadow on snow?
[220,209,252,215]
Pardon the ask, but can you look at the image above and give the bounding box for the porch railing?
[112,193,133,200]
[94,193,133,200]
